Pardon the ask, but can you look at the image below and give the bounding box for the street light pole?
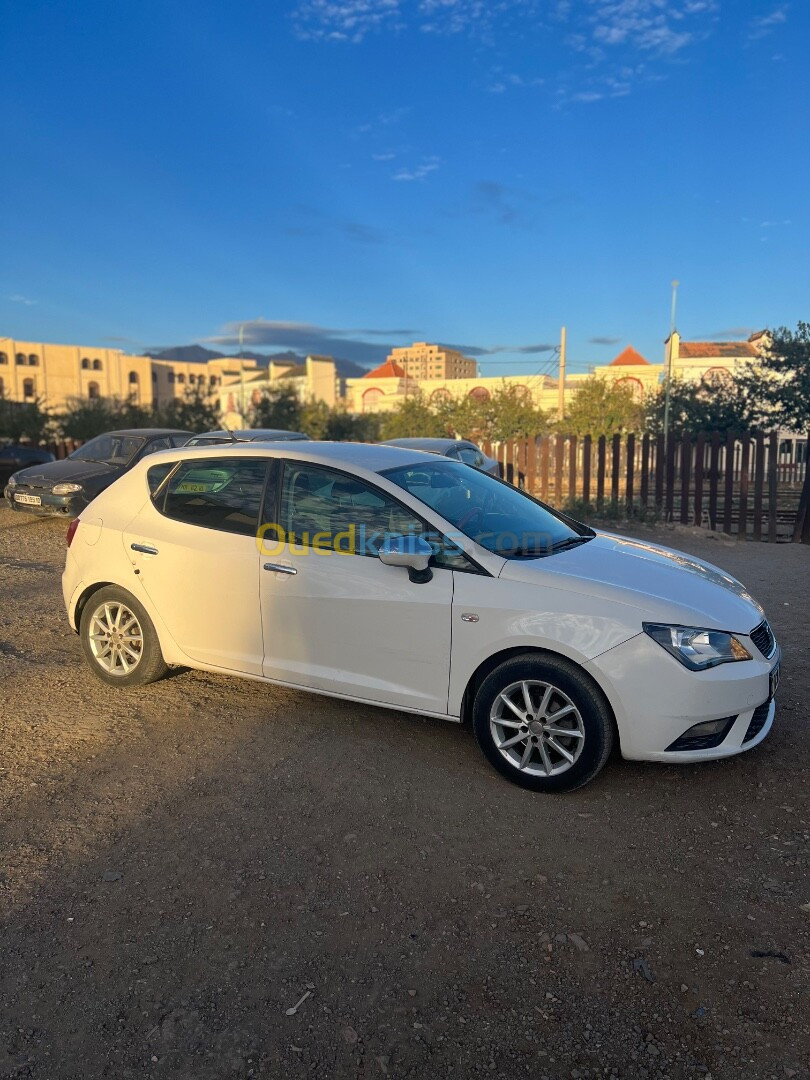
[663,280,679,449]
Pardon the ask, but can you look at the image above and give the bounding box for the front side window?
[275,463,422,556]
[156,457,268,536]
[383,460,590,558]
[271,463,475,570]
[70,434,145,466]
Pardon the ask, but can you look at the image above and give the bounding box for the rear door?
[124,455,269,674]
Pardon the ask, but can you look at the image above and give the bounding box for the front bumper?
[586,631,780,762]
[4,486,87,517]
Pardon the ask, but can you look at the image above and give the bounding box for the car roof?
[150,440,444,473]
[382,437,472,452]
[192,429,308,440]
[103,428,195,437]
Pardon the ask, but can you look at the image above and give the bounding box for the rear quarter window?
[155,458,269,536]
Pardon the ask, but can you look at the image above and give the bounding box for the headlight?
[52,482,84,495]
[6,475,16,489]
[643,623,752,671]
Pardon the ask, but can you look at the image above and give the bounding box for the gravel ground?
[0,505,808,1080]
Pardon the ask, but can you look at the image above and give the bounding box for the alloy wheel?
[489,679,586,777]
[88,601,145,677]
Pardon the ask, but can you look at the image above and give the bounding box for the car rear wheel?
[80,585,168,687]
[472,654,614,792]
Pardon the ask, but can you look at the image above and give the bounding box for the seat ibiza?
[62,442,780,792]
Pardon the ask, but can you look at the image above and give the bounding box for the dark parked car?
[185,428,310,446]
[380,437,500,476]
[0,444,56,489]
[3,429,194,517]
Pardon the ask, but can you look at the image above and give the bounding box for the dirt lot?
[0,506,807,1080]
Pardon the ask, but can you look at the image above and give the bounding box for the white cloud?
[6,294,36,306]
[748,6,788,41]
[392,156,440,180]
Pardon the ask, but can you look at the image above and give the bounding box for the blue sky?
[1,0,806,374]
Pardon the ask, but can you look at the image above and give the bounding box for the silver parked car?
[381,438,499,476]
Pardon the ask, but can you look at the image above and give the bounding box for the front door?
[259,461,453,713]
[124,455,268,674]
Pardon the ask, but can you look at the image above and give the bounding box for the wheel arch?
[73,580,114,632]
[459,646,619,744]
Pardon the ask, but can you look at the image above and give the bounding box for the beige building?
[0,336,257,411]
[387,342,477,380]
[1,331,769,426]
[217,354,340,428]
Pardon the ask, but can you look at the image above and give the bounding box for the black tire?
[79,585,168,687]
[472,653,614,793]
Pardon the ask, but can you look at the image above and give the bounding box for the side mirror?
[378,534,434,584]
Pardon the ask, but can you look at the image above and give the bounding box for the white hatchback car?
[62,442,780,793]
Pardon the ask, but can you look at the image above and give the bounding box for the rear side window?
[147,462,176,494]
[457,446,484,467]
[154,458,269,536]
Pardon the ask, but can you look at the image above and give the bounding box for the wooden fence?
[482,432,810,543]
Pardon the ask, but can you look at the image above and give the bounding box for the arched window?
[92,358,102,370]
[81,357,91,369]
[431,387,452,403]
[88,382,100,399]
[468,386,490,402]
[16,353,26,365]
[0,352,6,364]
[614,376,644,401]
[209,375,218,386]
[28,354,39,366]
[167,371,175,384]
[362,387,384,411]
[128,371,139,384]
[177,373,186,384]
[702,366,733,389]
[22,378,35,398]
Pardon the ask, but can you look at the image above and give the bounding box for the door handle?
[131,543,159,555]
[263,562,297,575]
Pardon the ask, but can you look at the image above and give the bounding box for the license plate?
[769,662,780,699]
[14,493,41,505]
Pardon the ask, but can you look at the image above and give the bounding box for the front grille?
[744,700,771,743]
[750,620,776,659]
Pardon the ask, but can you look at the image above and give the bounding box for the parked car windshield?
[382,460,591,557]
[70,434,146,467]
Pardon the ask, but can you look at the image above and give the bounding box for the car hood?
[498,531,764,633]
[11,459,117,487]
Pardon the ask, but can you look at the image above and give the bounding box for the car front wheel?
[472,654,614,792]
[80,585,168,687]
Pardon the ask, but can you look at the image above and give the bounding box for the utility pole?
[558,326,567,422]
[663,280,679,448]
[238,323,246,425]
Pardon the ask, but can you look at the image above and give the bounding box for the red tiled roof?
[364,359,406,378]
[678,342,759,358]
[609,345,649,367]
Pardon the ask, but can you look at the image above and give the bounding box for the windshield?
[382,460,591,557]
[70,434,146,467]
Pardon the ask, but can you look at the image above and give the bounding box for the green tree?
[154,384,221,432]
[745,322,810,432]
[644,376,760,437]
[474,384,550,441]
[379,393,451,439]
[562,376,643,437]
[0,396,53,444]
[59,398,119,441]
[248,383,302,431]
